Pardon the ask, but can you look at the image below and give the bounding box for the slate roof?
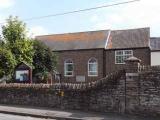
[36,27,150,51]
[36,30,110,51]
[106,28,150,49]
[150,37,160,51]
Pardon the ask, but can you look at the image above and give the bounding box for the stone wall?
[0,64,160,116]
[124,58,160,116]
[132,71,160,116]
[0,71,126,113]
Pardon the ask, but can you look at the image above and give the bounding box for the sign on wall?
[76,76,85,82]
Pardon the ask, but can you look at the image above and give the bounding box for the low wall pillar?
[125,56,141,113]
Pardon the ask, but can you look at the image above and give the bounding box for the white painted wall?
[151,51,160,66]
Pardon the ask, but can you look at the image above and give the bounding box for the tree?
[0,35,4,46]
[2,16,34,66]
[0,47,16,78]
[32,40,57,82]
[2,16,26,44]
[6,39,34,66]
[1,16,57,82]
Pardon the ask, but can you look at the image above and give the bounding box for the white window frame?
[115,50,133,64]
[88,58,98,77]
[64,59,74,77]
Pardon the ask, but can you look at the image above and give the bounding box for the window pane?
[89,64,97,71]
[88,58,98,76]
[115,50,133,64]
[123,55,128,60]
[89,71,97,75]
[67,64,73,71]
[116,56,123,63]
[89,58,97,63]
[124,55,132,61]
[64,59,74,76]
[66,72,73,75]
[116,51,123,55]
[125,50,132,55]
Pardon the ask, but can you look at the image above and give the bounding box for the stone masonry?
[0,57,159,116]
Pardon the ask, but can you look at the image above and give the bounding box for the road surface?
[0,113,54,120]
[0,112,159,120]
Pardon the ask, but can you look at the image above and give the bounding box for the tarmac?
[0,104,159,120]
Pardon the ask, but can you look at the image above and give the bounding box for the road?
[0,113,55,120]
[0,113,159,120]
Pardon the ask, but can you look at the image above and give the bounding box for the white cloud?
[28,26,48,38]
[91,0,160,36]
[92,21,112,30]
[0,0,14,9]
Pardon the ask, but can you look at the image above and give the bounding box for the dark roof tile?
[36,27,150,51]
[106,28,150,49]
[36,30,109,51]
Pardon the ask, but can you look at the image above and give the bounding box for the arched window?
[88,58,98,76]
[64,59,74,76]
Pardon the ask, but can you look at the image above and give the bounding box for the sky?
[0,0,160,37]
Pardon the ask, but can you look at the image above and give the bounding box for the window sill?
[64,75,74,77]
[115,63,125,64]
[88,75,98,77]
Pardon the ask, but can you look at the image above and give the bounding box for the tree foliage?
[32,40,57,80]
[6,39,34,66]
[0,47,16,78]
[2,16,34,66]
[0,16,58,82]
[2,16,26,44]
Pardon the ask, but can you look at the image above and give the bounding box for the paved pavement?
[0,104,159,120]
[0,113,54,120]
